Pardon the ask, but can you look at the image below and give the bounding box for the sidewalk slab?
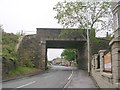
[67,70,99,88]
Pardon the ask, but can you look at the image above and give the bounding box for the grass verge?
[4,66,41,80]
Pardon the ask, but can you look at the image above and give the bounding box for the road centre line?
[16,81,36,88]
[64,70,73,88]
[68,70,73,80]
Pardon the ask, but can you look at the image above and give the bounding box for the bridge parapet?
[45,38,86,41]
[37,28,87,41]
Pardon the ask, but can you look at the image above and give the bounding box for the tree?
[0,25,3,56]
[0,25,3,42]
[16,31,21,37]
[53,0,113,35]
[61,49,77,61]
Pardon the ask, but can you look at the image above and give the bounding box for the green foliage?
[59,29,86,39]
[90,30,110,55]
[54,1,112,55]
[106,34,113,40]
[1,26,41,79]
[0,25,3,33]
[2,30,19,61]
[53,1,112,32]
[5,66,39,79]
[16,31,21,37]
[90,37,110,55]
[0,25,2,55]
[61,49,77,61]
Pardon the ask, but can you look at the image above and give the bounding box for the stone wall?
[2,57,17,79]
[91,50,116,88]
[17,35,43,69]
[91,2,120,89]
[91,70,115,88]
[111,42,120,87]
[110,1,120,88]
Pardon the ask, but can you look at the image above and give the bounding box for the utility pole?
[86,8,90,76]
[81,5,90,76]
[87,26,90,76]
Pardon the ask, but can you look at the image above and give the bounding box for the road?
[2,65,74,89]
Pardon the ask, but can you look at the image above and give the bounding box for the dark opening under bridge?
[18,28,88,70]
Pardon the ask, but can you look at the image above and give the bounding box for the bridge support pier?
[39,40,47,70]
[77,43,88,70]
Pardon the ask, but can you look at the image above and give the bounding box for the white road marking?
[16,81,36,88]
[68,70,73,80]
[64,70,73,88]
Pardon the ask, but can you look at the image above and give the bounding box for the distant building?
[52,57,63,65]
[52,57,75,66]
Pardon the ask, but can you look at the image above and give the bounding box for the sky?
[0,0,116,60]
[0,0,64,34]
[47,49,64,61]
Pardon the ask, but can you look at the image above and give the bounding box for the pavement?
[67,69,99,88]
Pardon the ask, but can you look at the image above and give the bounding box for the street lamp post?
[85,6,90,76]
[87,24,90,76]
[81,5,90,76]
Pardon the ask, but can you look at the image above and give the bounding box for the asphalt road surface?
[2,65,74,89]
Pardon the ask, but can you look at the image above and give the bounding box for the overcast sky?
[0,0,64,33]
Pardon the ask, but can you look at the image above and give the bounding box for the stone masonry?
[109,1,120,88]
[36,28,87,70]
[91,2,120,89]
